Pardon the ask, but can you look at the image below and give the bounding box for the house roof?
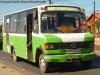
[86,16,91,26]
[87,22,91,26]
[87,13,100,21]
[95,13,100,19]
[87,13,100,26]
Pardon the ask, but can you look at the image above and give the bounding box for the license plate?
[71,55,79,59]
[65,48,82,53]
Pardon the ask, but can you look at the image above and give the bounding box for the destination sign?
[45,6,80,12]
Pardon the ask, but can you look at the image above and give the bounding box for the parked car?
[0,36,2,50]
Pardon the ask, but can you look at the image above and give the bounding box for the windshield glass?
[41,12,88,33]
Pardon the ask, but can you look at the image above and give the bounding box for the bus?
[3,4,96,73]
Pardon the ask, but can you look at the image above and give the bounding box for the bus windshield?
[41,12,88,33]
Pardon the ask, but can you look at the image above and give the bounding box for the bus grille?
[52,42,93,49]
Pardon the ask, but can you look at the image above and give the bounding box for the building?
[87,13,100,33]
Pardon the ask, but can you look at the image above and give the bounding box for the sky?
[0,0,100,24]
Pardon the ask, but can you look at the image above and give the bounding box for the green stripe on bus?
[84,33,94,42]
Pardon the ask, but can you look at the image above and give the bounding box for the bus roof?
[4,4,84,16]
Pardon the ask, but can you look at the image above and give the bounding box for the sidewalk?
[94,50,100,56]
[0,63,22,75]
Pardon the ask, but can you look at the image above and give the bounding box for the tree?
[93,19,100,33]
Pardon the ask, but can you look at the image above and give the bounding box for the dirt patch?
[94,45,100,50]
[0,63,22,75]
[94,36,100,50]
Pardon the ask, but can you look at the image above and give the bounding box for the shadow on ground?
[17,55,100,73]
[0,46,2,50]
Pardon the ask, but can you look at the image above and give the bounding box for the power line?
[52,0,73,4]
[66,1,93,6]
[31,0,48,6]
[52,0,93,6]
[61,0,64,4]
[0,0,46,3]
[48,0,52,4]
[52,0,62,4]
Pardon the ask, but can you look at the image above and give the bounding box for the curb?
[94,50,100,56]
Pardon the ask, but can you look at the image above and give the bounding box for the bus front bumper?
[44,52,96,62]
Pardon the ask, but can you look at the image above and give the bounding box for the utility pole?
[48,0,51,4]
[94,0,95,34]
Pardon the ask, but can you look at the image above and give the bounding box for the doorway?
[27,14,33,61]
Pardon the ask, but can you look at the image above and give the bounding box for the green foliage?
[95,20,100,28]
[93,19,100,33]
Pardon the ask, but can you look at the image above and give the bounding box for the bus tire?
[80,60,92,68]
[12,49,18,62]
[39,54,50,73]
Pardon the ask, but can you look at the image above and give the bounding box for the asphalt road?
[0,50,100,75]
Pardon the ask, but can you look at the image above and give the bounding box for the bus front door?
[27,14,33,61]
[6,22,10,53]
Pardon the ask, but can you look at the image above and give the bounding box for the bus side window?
[17,13,26,33]
[4,17,7,32]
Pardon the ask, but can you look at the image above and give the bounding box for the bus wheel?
[12,49,18,62]
[39,54,50,73]
[80,60,92,68]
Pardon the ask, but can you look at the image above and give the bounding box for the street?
[95,37,100,45]
[0,50,100,75]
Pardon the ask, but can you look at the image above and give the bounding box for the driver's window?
[48,17,56,29]
[41,17,56,31]
[41,17,47,31]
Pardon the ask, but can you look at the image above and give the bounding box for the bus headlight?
[45,44,55,50]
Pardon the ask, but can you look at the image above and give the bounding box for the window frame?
[3,16,7,33]
[9,14,17,33]
[32,9,39,34]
